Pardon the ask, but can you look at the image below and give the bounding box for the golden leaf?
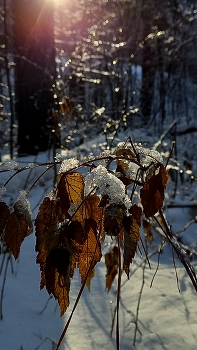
[84,194,103,223]
[57,172,84,221]
[78,219,102,284]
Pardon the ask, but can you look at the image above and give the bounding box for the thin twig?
[133,261,146,346]
[150,243,164,288]
[172,247,181,293]
[116,236,122,350]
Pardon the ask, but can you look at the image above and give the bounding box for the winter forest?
[1,0,197,349]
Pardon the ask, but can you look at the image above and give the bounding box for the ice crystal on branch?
[58,158,79,173]
[0,160,19,171]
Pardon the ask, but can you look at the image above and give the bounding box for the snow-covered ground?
[0,131,197,350]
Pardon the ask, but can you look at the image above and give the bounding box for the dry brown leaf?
[104,204,125,236]
[84,194,103,223]
[123,216,140,277]
[140,165,168,217]
[35,197,60,288]
[4,212,28,259]
[14,198,33,235]
[129,204,142,226]
[105,246,119,292]
[78,219,102,284]
[65,220,86,277]
[35,197,60,256]
[57,172,84,221]
[116,148,135,159]
[45,248,71,316]
[0,201,10,238]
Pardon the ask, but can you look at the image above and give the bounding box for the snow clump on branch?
[92,164,131,209]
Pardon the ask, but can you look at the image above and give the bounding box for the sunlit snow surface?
[0,135,197,350]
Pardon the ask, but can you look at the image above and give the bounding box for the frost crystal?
[16,190,33,235]
[59,158,79,173]
[84,172,96,197]
[97,150,113,167]
[92,165,131,209]
[27,163,35,169]
[135,146,163,165]
[0,160,19,171]
[17,190,32,215]
[0,186,6,200]
[114,142,163,165]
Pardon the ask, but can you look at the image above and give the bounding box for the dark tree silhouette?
[12,0,56,155]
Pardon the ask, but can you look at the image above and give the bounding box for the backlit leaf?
[84,194,102,223]
[45,248,71,316]
[140,165,168,217]
[105,246,119,292]
[35,196,60,288]
[0,202,10,238]
[78,219,102,284]
[4,212,28,259]
[123,216,140,277]
[57,172,84,221]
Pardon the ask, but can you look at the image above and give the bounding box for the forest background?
[1,1,197,349]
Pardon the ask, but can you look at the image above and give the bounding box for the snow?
[0,135,197,350]
[58,158,79,174]
[92,164,131,209]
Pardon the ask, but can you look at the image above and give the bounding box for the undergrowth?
[0,137,197,350]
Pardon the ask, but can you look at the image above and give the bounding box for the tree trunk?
[12,0,56,155]
[140,1,155,120]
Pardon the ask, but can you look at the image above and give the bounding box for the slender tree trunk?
[140,1,155,120]
[12,0,56,155]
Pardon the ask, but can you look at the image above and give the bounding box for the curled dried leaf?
[140,165,168,217]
